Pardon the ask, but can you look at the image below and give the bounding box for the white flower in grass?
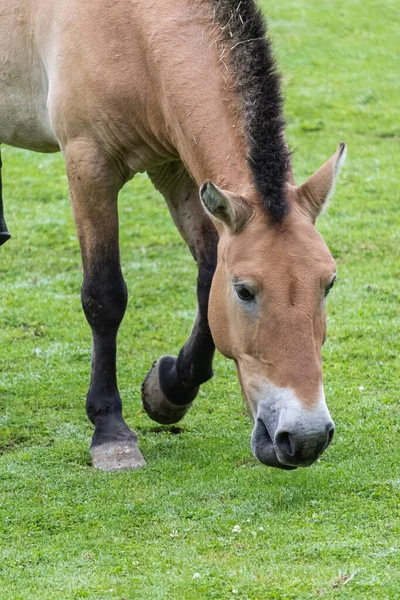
[232,524,241,533]
[169,530,179,538]
[193,573,201,579]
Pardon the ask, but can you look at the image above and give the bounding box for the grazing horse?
[0,0,346,471]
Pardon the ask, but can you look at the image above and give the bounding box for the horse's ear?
[199,180,253,233]
[296,142,346,223]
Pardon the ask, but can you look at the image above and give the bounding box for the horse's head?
[200,143,346,469]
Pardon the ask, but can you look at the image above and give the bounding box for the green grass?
[0,0,399,598]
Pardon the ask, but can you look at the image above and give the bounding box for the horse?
[0,0,346,471]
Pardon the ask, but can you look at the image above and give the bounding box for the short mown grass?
[0,0,399,598]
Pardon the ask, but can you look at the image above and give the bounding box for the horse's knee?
[81,273,127,334]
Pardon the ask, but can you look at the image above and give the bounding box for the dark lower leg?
[0,151,11,245]
[142,246,218,424]
[82,261,135,446]
[158,258,217,406]
[82,253,144,468]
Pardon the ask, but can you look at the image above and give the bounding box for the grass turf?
[0,0,399,598]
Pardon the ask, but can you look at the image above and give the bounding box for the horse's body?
[0,0,345,470]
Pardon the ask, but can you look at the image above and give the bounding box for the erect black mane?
[211,0,290,222]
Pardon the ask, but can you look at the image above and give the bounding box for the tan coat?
[0,0,346,469]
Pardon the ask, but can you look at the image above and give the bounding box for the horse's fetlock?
[86,401,122,424]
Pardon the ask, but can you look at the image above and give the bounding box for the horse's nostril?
[274,424,334,465]
[274,431,295,457]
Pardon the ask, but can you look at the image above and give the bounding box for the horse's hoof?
[141,356,194,425]
[91,441,146,472]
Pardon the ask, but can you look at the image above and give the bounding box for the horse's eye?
[235,285,255,302]
[324,276,336,297]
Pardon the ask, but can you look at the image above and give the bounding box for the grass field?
[1,0,399,598]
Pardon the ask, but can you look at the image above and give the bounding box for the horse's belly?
[0,0,59,152]
[0,92,59,153]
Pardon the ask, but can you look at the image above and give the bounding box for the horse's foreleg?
[142,162,218,424]
[65,140,145,471]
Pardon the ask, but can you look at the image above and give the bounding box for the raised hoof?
[142,356,194,425]
[91,441,146,472]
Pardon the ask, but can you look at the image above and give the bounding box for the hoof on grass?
[142,356,194,425]
[91,441,146,472]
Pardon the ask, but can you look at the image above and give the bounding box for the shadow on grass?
[141,425,185,435]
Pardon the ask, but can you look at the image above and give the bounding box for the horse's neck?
[146,2,254,194]
[169,100,254,194]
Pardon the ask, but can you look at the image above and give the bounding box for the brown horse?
[0,0,345,471]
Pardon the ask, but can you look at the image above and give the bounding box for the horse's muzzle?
[251,404,335,469]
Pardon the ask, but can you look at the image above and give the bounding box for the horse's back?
[0,0,145,153]
[0,0,177,165]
